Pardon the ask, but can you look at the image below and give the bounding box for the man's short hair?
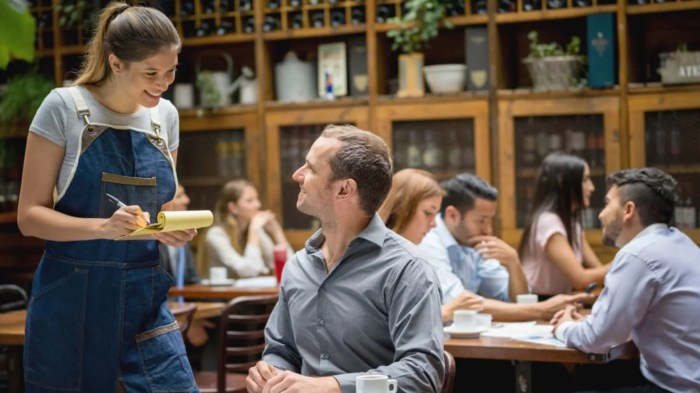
[440,173,498,216]
[321,125,393,215]
[606,168,677,227]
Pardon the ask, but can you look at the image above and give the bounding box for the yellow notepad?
[117,210,213,240]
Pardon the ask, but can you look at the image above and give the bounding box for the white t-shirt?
[29,85,179,196]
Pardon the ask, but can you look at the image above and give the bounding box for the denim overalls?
[24,87,198,392]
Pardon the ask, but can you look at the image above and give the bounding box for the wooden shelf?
[263,24,366,40]
[628,83,700,95]
[377,91,489,105]
[495,5,618,24]
[264,96,368,110]
[182,34,255,45]
[374,15,488,32]
[497,87,620,99]
[627,1,700,15]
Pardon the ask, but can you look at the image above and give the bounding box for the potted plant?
[523,31,585,91]
[0,0,36,69]
[0,71,55,137]
[387,0,453,97]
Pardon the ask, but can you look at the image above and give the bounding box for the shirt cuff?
[554,321,576,342]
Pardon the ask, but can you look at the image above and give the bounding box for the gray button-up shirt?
[262,214,445,393]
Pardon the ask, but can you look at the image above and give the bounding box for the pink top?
[522,212,583,295]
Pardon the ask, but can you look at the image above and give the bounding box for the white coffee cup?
[452,309,477,330]
[209,267,228,284]
[475,313,492,330]
[356,375,398,393]
[516,294,538,304]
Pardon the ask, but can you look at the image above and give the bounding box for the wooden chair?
[172,302,197,339]
[442,350,456,393]
[194,294,279,393]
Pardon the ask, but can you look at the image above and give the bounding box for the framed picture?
[318,42,347,98]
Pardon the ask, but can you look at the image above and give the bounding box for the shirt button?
[319,319,326,326]
[321,353,330,360]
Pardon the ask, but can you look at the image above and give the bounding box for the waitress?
[17,2,199,392]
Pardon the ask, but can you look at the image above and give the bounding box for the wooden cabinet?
[177,107,260,212]
[375,97,491,182]
[497,94,621,259]
[629,91,700,241]
[264,103,369,248]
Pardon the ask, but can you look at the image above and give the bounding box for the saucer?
[443,325,488,339]
[202,278,236,286]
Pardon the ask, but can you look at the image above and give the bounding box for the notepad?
[116,210,214,240]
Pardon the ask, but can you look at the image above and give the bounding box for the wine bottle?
[330,8,345,27]
[574,0,591,6]
[498,0,515,13]
[547,0,565,8]
[267,0,280,9]
[289,0,301,7]
[262,14,280,31]
[202,0,216,14]
[351,7,365,24]
[216,20,235,35]
[290,12,303,29]
[243,16,255,33]
[522,0,540,11]
[180,0,194,16]
[311,10,324,28]
[472,0,487,14]
[376,5,393,23]
[195,21,212,37]
[239,0,252,11]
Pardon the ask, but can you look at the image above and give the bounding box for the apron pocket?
[136,322,195,393]
[25,262,88,390]
[100,172,158,222]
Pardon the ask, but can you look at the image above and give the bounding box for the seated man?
[247,125,445,393]
[553,168,700,392]
[420,173,589,322]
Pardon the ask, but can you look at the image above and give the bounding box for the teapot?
[195,51,258,107]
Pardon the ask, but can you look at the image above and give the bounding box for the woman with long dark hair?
[519,152,610,297]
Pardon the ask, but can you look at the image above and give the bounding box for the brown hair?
[214,179,255,253]
[321,124,393,215]
[74,2,181,85]
[379,169,444,235]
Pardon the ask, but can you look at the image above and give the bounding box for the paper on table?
[234,276,277,288]
[117,210,213,239]
[482,322,567,348]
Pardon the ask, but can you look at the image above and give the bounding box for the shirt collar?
[304,213,387,254]
[434,214,460,249]
[631,223,669,242]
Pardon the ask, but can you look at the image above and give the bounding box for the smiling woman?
[16,2,199,392]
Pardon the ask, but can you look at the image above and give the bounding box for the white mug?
[356,375,397,393]
[475,313,492,330]
[452,309,477,330]
[516,294,538,304]
[209,267,227,284]
[173,83,195,109]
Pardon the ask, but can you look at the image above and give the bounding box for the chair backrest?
[172,302,197,339]
[0,284,28,313]
[216,294,279,392]
[442,350,456,393]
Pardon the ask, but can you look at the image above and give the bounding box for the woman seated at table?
[519,152,610,298]
[202,179,290,279]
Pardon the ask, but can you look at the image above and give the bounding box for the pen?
[584,282,598,293]
[106,193,127,208]
[106,193,149,226]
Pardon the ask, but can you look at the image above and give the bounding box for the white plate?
[201,278,236,286]
[443,325,488,339]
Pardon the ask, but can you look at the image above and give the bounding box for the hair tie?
[112,3,130,20]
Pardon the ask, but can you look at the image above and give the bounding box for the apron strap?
[67,86,92,127]
[149,107,162,139]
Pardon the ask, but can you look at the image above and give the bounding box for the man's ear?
[622,200,636,223]
[444,205,459,224]
[337,179,357,198]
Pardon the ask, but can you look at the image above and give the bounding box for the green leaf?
[0,0,36,69]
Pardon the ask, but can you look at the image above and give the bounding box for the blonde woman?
[203,179,291,278]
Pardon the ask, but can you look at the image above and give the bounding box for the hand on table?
[537,293,591,320]
[551,304,585,336]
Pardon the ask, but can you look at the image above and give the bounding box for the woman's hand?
[101,206,150,239]
[152,228,197,247]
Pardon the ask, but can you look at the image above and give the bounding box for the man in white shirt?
[553,168,700,392]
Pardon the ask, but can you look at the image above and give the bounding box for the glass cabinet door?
[266,106,369,249]
[376,100,491,183]
[498,96,621,246]
[630,92,700,238]
[177,111,259,211]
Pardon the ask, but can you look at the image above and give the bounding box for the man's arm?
[260,285,303,372]
[482,293,591,322]
[419,234,466,302]
[471,235,529,300]
[555,252,656,353]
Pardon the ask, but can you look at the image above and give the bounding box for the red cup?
[273,245,287,285]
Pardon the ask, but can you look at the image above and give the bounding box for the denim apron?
[24,87,198,392]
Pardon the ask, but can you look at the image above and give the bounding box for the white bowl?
[423,64,467,93]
